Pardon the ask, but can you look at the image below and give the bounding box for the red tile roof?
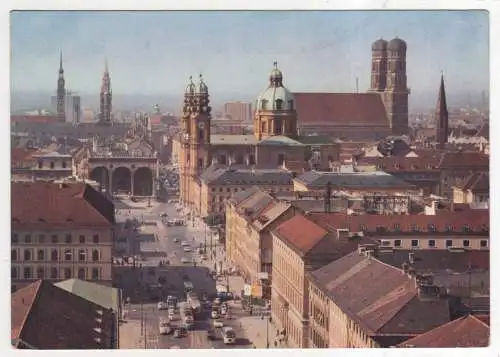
[309,210,489,234]
[11,115,59,124]
[397,314,489,347]
[11,182,115,229]
[438,152,489,170]
[294,93,388,126]
[11,280,114,349]
[273,214,328,255]
[356,155,442,172]
[456,172,489,193]
[11,148,38,168]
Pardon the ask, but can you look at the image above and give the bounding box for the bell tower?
[56,50,66,122]
[179,74,212,208]
[382,37,410,135]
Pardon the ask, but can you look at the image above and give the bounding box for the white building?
[51,90,81,124]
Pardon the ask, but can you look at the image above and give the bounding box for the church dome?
[371,38,388,51]
[256,62,295,111]
[196,74,209,94]
[388,37,407,51]
[185,76,195,95]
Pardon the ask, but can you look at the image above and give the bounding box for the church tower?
[435,74,449,150]
[369,39,388,92]
[56,51,66,122]
[380,38,410,135]
[99,58,112,125]
[179,75,212,208]
[254,62,298,141]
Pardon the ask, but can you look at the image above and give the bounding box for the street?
[116,197,252,349]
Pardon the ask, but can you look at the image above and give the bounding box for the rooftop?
[308,210,489,235]
[438,151,489,170]
[294,92,388,126]
[200,166,293,186]
[396,315,489,347]
[455,172,489,193]
[11,182,115,228]
[273,214,329,255]
[211,134,258,146]
[258,135,304,146]
[11,280,114,349]
[55,279,120,312]
[309,251,450,336]
[295,170,415,189]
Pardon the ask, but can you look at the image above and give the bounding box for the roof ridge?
[16,280,44,342]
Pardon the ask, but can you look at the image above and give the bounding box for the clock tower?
[180,74,212,209]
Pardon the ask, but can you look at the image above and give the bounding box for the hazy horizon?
[11,10,489,101]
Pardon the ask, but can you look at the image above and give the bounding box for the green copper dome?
[256,62,294,111]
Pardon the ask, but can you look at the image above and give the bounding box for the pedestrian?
[274,341,278,348]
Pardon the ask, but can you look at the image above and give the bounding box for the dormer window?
[411,224,419,232]
[275,99,283,110]
[427,224,436,232]
[359,224,367,232]
[462,224,472,233]
[445,224,453,232]
[261,99,268,110]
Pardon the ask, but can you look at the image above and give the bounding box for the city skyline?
[11,11,488,99]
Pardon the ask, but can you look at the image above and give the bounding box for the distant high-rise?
[435,74,449,150]
[56,51,66,122]
[51,90,81,124]
[224,101,252,122]
[99,58,112,125]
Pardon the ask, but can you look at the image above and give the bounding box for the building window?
[62,161,67,169]
[411,240,419,248]
[51,249,58,261]
[261,121,266,132]
[25,234,32,243]
[12,233,18,243]
[37,249,45,261]
[410,224,419,232]
[50,161,55,169]
[11,249,18,261]
[37,267,44,279]
[427,224,436,232]
[92,250,99,262]
[446,240,453,248]
[64,249,72,261]
[52,234,58,243]
[92,268,99,280]
[79,235,85,244]
[463,240,470,247]
[38,234,46,243]
[50,267,58,279]
[92,234,99,244]
[211,188,216,192]
[11,267,18,279]
[219,155,227,165]
[78,268,86,280]
[275,99,283,110]
[24,249,32,261]
[428,240,436,248]
[65,234,72,243]
[79,249,86,261]
[394,240,401,247]
[38,161,43,169]
[226,188,231,193]
[64,268,72,279]
[24,267,33,280]
[480,240,488,248]
[249,155,255,165]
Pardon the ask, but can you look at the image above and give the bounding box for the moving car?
[223,327,236,345]
[157,301,167,310]
[174,327,187,338]
[213,319,224,328]
[173,238,180,243]
[181,241,190,247]
[183,247,192,252]
[168,310,176,321]
[206,329,217,341]
[211,309,220,319]
[159,320,172,335]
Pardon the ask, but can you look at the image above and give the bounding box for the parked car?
[211,309,220,319]
[206,329,218,340]
[183,247,192,252]
[181,257,189,264]
[168,311,176,321]
[159,321,172,335]
[181,241,190,247]
[213,319,224,328]
[157,301,168,310]
[223,327,236,345]
[173,238,180,243]
[174,327,187,338]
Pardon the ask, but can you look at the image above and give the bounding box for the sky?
[10,10,489,99]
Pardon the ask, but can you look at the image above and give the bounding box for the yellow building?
[452,172,489,206]
[308,249,451,348]
[197,167,294,219]
[11,182,115,290]
[270,213,375,348]
[225,187,293,285]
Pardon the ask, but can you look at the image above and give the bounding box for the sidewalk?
[119,320,144,349]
